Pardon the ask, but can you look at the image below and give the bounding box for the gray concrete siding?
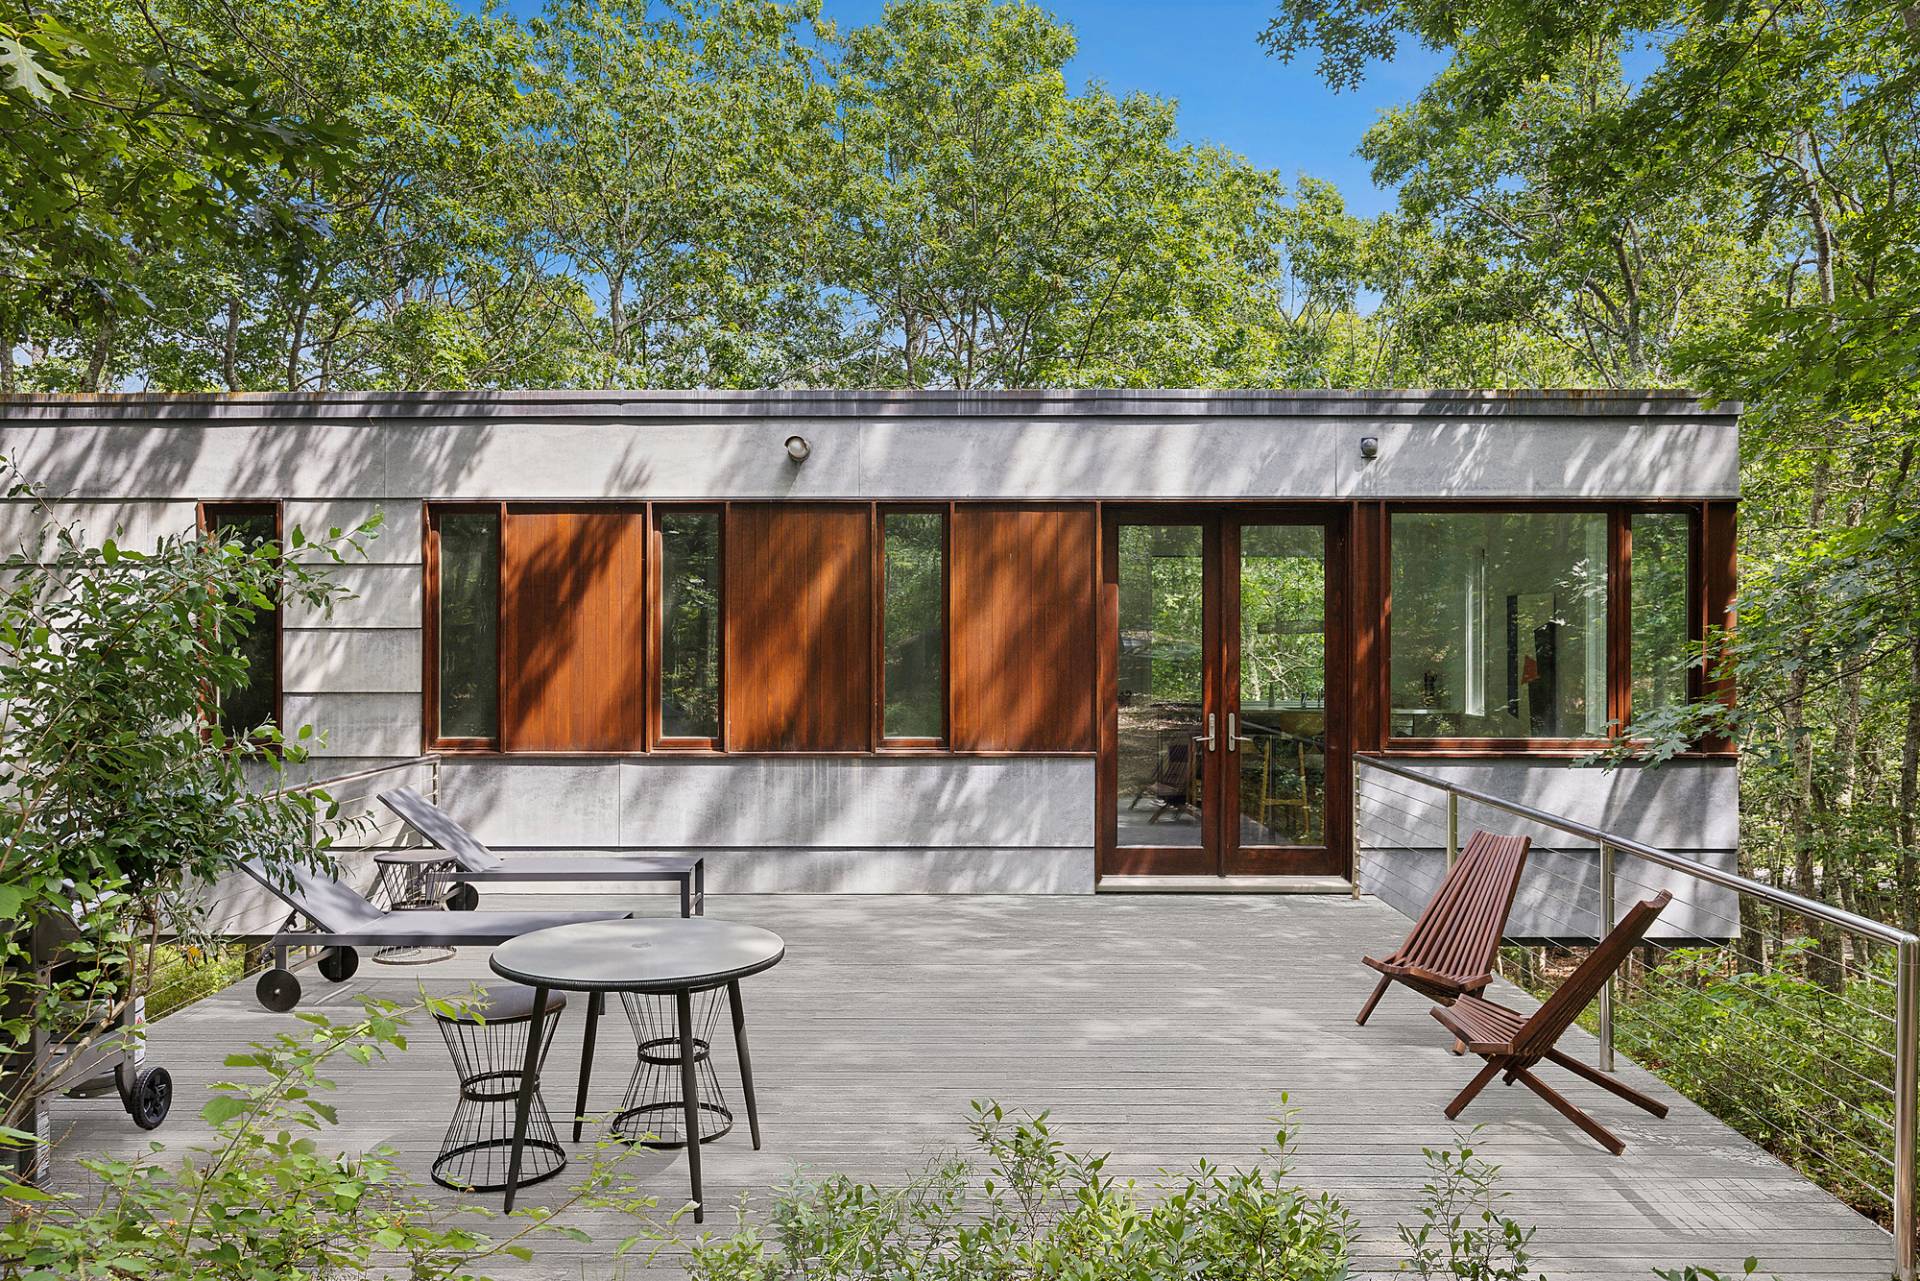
[1,411,1737,504]
[1355,757,1742,942]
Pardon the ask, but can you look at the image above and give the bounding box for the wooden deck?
[50,893,1893,1279]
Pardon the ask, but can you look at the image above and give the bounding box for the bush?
[1616,941,1896,1223]
[0,996,662,1280]
[687,1099,1354,1280]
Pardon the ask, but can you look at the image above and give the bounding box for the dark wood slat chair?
[1432,889,1674,1155]
[1355,830,1532,1025]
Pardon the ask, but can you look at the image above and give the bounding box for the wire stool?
[432,984,569,1192]
[371,850,458,966]
[612,988,732,1147]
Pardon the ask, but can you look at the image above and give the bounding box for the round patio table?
[488,918,785,1217]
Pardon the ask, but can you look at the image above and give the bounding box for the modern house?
[0,390,1738,898]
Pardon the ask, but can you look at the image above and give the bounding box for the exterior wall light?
[1359,435,1380,460]
[784,434,811,462]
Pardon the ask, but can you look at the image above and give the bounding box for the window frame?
[873,503,952,750]
[423,501,505,752]
[197,499,284,742]
[1381,501,1705,754]
[649,503,727,752]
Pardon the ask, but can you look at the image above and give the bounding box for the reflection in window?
[436,511,499,739]
[1390,512,1609,739]
[1115,524,1205,847]
[659,511,721,740]
[1238,525,1324,845]
[1631,512,1693,717]
[883,512,944,740]
[205,505,279,738]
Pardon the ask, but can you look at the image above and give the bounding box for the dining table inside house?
[487,917,787,1217]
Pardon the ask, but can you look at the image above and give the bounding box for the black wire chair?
[431,985,569,1192]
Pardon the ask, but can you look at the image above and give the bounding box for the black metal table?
[488,918,786,1217]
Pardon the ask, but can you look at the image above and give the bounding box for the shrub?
[687,1099,1353,1280]
[0,996,662,1280]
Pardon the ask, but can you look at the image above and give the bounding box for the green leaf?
[0,32,67,103]
[200,1096,249,1126]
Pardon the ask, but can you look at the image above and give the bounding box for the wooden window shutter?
[725,504,873,751]
[500,507,647,751]
[951,505,1097,751]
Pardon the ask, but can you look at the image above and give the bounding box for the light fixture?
[784,434,811,462]
[1359,435,1380,460]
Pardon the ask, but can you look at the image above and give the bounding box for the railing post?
[1445,791,1460,870]
[1597,841,1616,1074]
[1896,936,1918,1281]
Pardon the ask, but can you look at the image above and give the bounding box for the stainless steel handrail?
[1355,753,1920,1281]
[278,753,442,797]
[1358,754,1911,946]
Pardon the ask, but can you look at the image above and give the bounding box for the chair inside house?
[1256,736,1313,841]
[1128,738,1198,823]
[1431,889,1674,1155]
[1355,829,1533,1025]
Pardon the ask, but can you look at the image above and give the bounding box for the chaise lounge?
[238,857,633,1011]
[378,787,706,916]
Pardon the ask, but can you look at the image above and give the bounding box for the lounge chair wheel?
[446,882,480,912]
[127,1066,172,1130]
[257,967,302,1012]
[318,946,359,983]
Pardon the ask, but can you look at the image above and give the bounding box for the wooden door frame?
[1097,503,1350,881]
[1219,511,1349,877]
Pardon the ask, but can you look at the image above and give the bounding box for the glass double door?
[1103,510,1345,878]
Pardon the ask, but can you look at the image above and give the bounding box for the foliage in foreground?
[688,1100,1354,1281]
[0,997,662,1280]
[686,1101,1752,1281]
[0,461,376,1136]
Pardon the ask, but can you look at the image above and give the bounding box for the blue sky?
[474,0,1445,219]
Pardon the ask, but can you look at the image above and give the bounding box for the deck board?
[49,893,1893,1279]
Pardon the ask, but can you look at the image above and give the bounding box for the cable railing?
[1353,754,1920,1281]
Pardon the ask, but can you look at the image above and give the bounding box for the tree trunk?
[83,316,115,392]
[222,296,242,391]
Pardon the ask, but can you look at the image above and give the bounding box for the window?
[1390,511,1610,740]
[201,502,280,738]
[1630,511,1695,718]
[430,507,500,744]
[656,510,722,744]
[881,510,946,743]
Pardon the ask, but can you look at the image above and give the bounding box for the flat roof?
[0,388,1738,424]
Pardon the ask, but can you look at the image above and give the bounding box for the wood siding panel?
[1701,500,1738,754]
[726,504,873,751]
[951,505,1096,752]
[500,508,646,751]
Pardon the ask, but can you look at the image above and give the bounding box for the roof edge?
[0,388,1740,424]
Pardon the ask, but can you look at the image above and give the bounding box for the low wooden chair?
[1432,889,1674,1155]
[1355,830,1532,1025]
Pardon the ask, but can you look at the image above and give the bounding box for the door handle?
[1193,712,1217,753]
[1228,711,1255,752]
